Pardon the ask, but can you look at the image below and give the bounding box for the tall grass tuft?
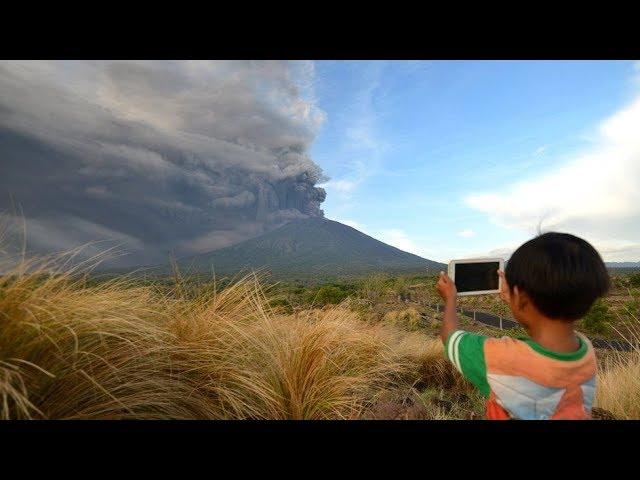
[0,250,437,419]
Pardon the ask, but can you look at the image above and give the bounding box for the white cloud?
[457,229,476,238]
[534,145,547,156]
[456,238,640,264]
[330,218,445,262]
[319,179,359,194]
[334,218,365,231]
[460,244,518,261]
[465,93,640,261]
[378,228,424,257]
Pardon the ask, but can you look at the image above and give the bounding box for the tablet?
[447,257,504,296]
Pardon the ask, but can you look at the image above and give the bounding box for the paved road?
[422,302,634,352]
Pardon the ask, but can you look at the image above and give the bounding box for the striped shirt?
[445,330,597,420]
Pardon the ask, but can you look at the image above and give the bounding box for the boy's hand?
[497,269,510,303]
[437,271,458,343]
[436,271,457,304]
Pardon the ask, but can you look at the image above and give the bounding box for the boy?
[436,232,610,420]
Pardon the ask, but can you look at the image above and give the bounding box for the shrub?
[359,273,389,303]
[581,298,612,335]
[392,277,411,301]
[629,273,640,288]
[623,289,640,319]
[312,285,350,306]
[268,296,294,314]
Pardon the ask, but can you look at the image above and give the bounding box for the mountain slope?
[181,217,444,278]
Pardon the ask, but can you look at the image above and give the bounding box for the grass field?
[1,251,639,419]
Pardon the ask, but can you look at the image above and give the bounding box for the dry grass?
[0,251,446,420]
[594,315,640,419]
[382,308,421,331]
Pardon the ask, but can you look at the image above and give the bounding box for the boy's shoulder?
[484,332,594,360]
[447,330,594,356]
[445,329,595,374]
[447,331,546,363]
[484,334,526,347]
[483,334,539,359]
[483,332,596,383]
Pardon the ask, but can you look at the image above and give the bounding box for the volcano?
[181,217,445,279]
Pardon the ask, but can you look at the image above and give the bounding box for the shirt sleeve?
[444,330,490,397]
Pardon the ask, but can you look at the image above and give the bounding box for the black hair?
[505,232,610,320]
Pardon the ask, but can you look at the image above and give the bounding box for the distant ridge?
[606,262,640,268]
[606,262,640,272]
[180,217,445,279]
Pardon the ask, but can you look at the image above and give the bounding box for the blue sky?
[2,60,639,266]
[307,60,640,263]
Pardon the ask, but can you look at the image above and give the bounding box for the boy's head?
[502,232,610,323]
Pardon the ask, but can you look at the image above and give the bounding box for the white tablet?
[447,257,504,296]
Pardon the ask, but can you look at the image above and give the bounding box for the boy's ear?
[513,286,529,311]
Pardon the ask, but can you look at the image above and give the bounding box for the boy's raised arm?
[436,271,458,343]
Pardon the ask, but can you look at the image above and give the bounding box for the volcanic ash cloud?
[0,60,328,267]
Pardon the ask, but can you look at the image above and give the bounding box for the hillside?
[180,217,444,279]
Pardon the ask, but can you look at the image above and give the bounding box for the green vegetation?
[313,285,351,305]
[359,273,390,302]
[581,298,612,335]
[625,290,640,318]
[392,276,411,301]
